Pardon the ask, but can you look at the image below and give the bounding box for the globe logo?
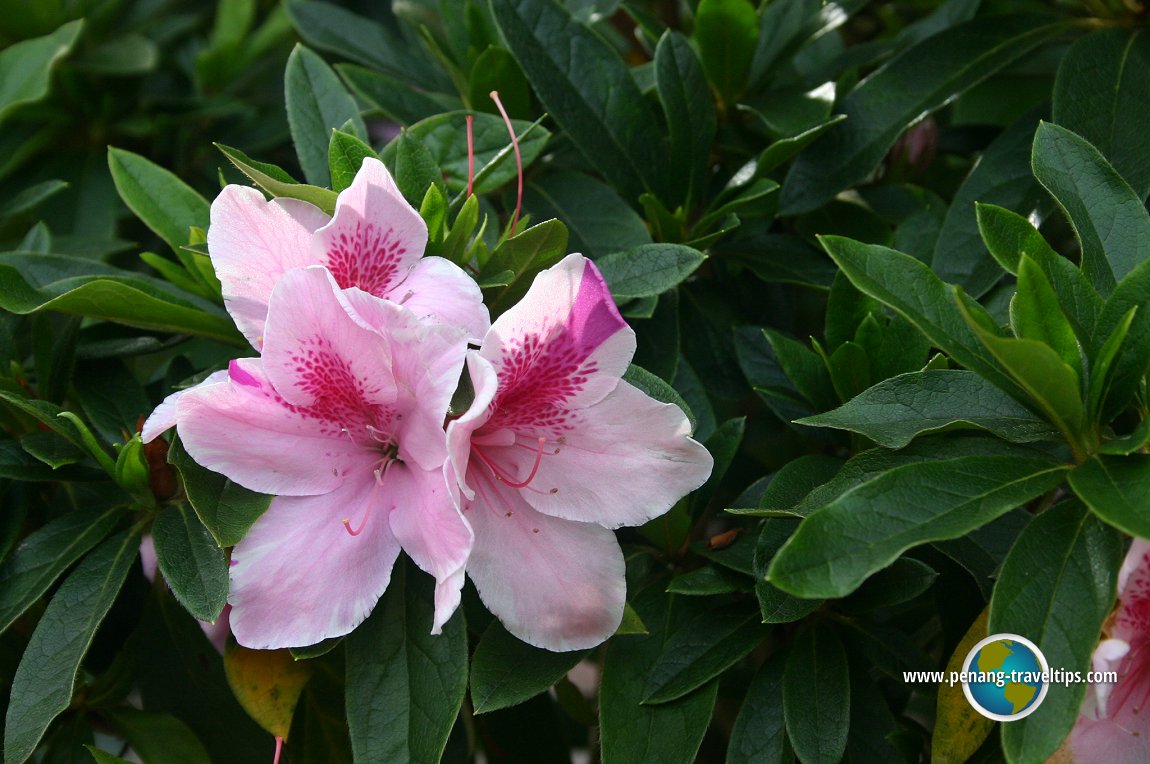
[961,633,1049,721]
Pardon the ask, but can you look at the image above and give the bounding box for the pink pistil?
[473,436,546,488]
[273,736,284,764]
[465,115,476,198]
[489,91,523,236]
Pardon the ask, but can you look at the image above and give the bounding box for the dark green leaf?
[798,370,1059,448]
[933,108,1047,298]
[1054,28,1150,199]
[783,622,849,764]
[754,519,823,623]
[389,130,443,207]
[108,148,210,255]
[695,0,758,108]
[152,504,229,623]
[716,232,836,290]
[523,171,651,258]
[105,708,211,764]
[1069,454,1150,539]
[20,430,86,468]
[781,16,1068,214]
[990,501,1122,764]
[4,528,141,763]
[338,64,457,126]
[168,436,272,548]
[345,559,467,763]
[468,46,531,120]
[642,604,765,704]
[480,219,568,316]
[1011,254,1082,374]
[840,557,937,612]
[0,19,82,123]
[85,747,132,764]
[285,44,366,187]
[597,244,705,301]
[726,650,788,764]
[666,565,751,596]
[655,31,716,206]
[1032,121,1150,295]
[768,447,1067,598]
[0,506,123,634]
[491,0,667,202]
[328,129,376,193]
[470,621,586,714]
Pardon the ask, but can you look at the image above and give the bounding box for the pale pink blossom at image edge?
[1057,538,1150,763]
[145,266,473,650]
[446,253,714,652]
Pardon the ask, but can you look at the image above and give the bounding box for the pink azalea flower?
[208,156,488,347]
[1060,538,1150,763]
[154,266,473,649]
[445,254,713,651]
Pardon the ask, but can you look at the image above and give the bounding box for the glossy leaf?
[990,501,1122,764]
[470,621,587,714]
[285,44,366,187]
[523,171,651,258]
[0,19,82,123]
[108,147,210,255]
[345,559,467,763]
[754,519,823,623]
[1069,454,1150,539]
[1054,28,1150,199]
[655,31,716,206]
[216,143,338,214]
[597,244,705,302]
[768,447,1067,598]
[781,16,1067,214]
[328,129,376,193]
[338,64,457,126]
[480,219,569,316]
[491,0,667,202]
[167,436,272,548]
[695,0,758,108]
[783,621,849,764]
[726,650,788,764]
[1010,254,1083,375]
[4,528,141,763]
[798,370,1057,448]
[0,506,123,634]
[1032,121,1150,295]
[152,504,229,623]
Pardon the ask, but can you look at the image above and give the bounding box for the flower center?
[341,429,400,537]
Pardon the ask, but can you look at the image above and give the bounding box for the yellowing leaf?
[933,609,993,764]
[224,643,313,740]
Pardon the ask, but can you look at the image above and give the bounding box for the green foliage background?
[3,0,1150,762]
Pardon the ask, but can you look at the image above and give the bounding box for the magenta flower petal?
[497,381,713,528]
[386,464,474,634]
[479,253,635,411]
[207,186,330,347]
[228,478,402,649]
[176,358,377,496]
[465,472,626,651]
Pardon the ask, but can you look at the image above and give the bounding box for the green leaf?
[597,244,705,301]
[762,328,838,412]
[480,218,569,316]
[1011,254,1082,374]
[85,747,132,764]
[798,370,1058,448]
[783,621,849,764]
[388,130,443,207]
[468,46,531,120]
[1054,28,1150,199]
[754,520,823,623]
[820,236,1021,398]
[975,203,1101,341]
[840,557,937,612]
[642,604,765,704]
[328,129,377,193]
[655,31,716,207]
[0,506,123,634]
[215,143,338,214]
[285,44,366,187]
[990,501,1122,764]
[600,587,718,764]
[524,170,651,258]
[666,565,750,596]
[167,436,272,548]
[152,504,229,623]
[726,650,788,764]
[108,148,210,255]
[1032,121,1150,295]
[1088,305,1137,422]
[470,621,587,714]
[694,0,758,108]
[1069,454,1150,539]
[754,114,847,176]
[105,708,211,764]
[0,254,239,344]
[345,558,467,763]
[0,19,82,124]
[958,297,1087,453]
[768,447,1068,598]
[781,16,1067,214]
[4,528,141,764]
[747,0,821,87]
[737,454,843,517]
[716,232,836,290]
[378,111,550,197]
[491,0,667,202]
[338,64,458,126]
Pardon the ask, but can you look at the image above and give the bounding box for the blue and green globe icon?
[961,634,1050,721]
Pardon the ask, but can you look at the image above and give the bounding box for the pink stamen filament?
[472,436,545,488]
[465,114,476,198]
[273,737,284,764]
[342,459,393,536]
[489,90,523,236]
